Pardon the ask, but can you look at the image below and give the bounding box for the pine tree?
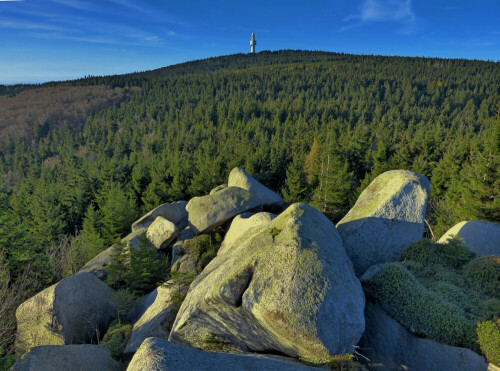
[80,203,106,260]
[126,235,167,294]
[311,134,353,222]
[98,182,139,244]
[282,157,308,204]
[106,242,129,289]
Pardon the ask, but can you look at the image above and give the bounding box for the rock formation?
[124,281,188,355]
[146,216,179,250]
[228,167,283,210]
[13,344,121,371]
[16,273,115,355]
[337,170,430,275]
[360,301,492,371]
[186,186,261,234]
[169,203,365,360]
[132,200,188,232]
[438,220,500,256]
[127,337,319,371]
[14,166,498,370]
[219,211,276,255]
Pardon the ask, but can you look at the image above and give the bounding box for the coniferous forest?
[0,50,499,360]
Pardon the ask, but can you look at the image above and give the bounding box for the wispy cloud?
[341,0,416,33]
[450,38,496,48]
[49,0,92,11]
[0,17,68,31]
[106,0,150,14]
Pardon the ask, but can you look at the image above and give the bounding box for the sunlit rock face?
[337,170,430,275]
[15,272,115,355]
[169,203,365,361]
[438,220,500,256]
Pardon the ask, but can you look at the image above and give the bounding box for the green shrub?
[182,231,222,271]
[477,319,500,366]
[269,226,281,238]
[363,262,477,349]
[126,235,168,294]
[165,272,195,311]
[110,288,138,320]
[478,299,500,321]
[100,319,132,359]
[197,250,217,272]
[299,354,362,370]
[364,240,500,358]
[106,236,168,295]
[463,255,500,295]
[0,345,16,371]
[400,239,473,269]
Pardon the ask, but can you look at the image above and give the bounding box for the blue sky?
[0,0,499,84]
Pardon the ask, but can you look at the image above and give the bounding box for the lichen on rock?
[337,170,430,275]
[169,203,365,360]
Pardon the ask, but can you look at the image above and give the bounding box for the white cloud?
[360,0,414,22]
[342,0,416,33]
[49,0,92,11]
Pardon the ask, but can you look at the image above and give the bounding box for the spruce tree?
[282,157,308,204]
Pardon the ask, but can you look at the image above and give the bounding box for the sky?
[0,0,499,84]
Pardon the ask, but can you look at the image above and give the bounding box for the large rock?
[210,184,227,195]
[170,254,197,275]
[171,227,196,265]
[186,186,261,234]
[132,200,188,232]
[438,221,500,256]
[16,273,115,355]
[360,300,493,371]
[228,167,283,210]
[79,228,156,280]
[124,281,188,354]
[169,203,365,360]
[122,228,150,248]
[127,337,319,371]
[336,170,430,275]
[13,344,121,371]
[219,212,276,255]
[146,216,179,250]
[79,245,115,280]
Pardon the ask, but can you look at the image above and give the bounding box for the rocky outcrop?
[169,203,365,360]
[146,216,179,250]
[438,221,500,256]
[337,170,430,275]
[171,227,196,265]
[127,337,319,371]
[80,227,158,280]
[360,300,492,371]
[124,281,188,355]
[16,273,115,355]
[13,344,121,371]
[186,186,261,234]
[122,228,150,248]
[219,212,276,255]
[132,200,188,232]
[170,254,197,275]
[79,245,115,279]
[228,167,283,210]
[210,184,227,195]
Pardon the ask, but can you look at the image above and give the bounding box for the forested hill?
[0,50,498,359]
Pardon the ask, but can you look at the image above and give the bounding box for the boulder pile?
[12,168,499,370]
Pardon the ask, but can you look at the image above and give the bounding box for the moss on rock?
[477,319,500,366]
[362,239,500,358]
[169,203,365,360]
[463,255,500,295]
